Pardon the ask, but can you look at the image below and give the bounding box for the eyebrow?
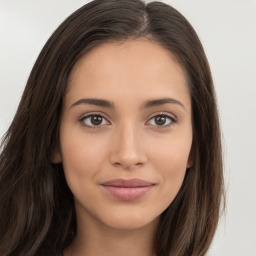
[71,98,114,108]
[70,97,185,110]
[142,98,185,110]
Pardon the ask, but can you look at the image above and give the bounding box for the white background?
[0,1,255,255]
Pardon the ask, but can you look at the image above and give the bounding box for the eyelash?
[147,112,177,128]
[78,112,177,129]
[78,112,110,129]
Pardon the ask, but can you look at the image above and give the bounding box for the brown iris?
[91,115,103,125]
[155,115,167,126]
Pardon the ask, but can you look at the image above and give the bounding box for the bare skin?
[55,39,193,256]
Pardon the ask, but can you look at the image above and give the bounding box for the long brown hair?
[0,0,224,255]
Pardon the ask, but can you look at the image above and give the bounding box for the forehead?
[68,39,185,82]
[65,39,190,109]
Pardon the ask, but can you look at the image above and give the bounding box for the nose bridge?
[121,122,138,150]
[110,121,146,169]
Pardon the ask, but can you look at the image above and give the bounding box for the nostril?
[109,127,147,168]
[112,157,145,170]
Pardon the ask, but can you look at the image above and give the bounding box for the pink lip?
[101,179,155,201]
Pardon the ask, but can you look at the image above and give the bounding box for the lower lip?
[102,185,154,201]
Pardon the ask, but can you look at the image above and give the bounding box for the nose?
[109,123,147,170]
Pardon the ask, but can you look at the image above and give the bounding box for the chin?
[100,210,159,231]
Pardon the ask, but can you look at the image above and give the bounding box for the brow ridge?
[70,97,185,110]
[143,98,185,110]
[71,98,114,108]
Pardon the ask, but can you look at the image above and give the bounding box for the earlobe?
[186,144,194,168]
[186,158,193,168]
[52,147,62,164]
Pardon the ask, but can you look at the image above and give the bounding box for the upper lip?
[101,178,154,187]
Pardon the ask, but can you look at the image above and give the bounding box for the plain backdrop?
[0,0,255,255]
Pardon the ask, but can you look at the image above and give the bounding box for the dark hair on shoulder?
[0,0,224,255]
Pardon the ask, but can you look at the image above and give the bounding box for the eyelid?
[78,112,111,128]
[145,112,177,127]
[147,111,177,119]
[78,111,110,120]
[78,111,177,129]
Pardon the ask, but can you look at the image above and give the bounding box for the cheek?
[150,135,192,197]
[151,132,192,169]
[59,128,107,192]
[156,149,188,186]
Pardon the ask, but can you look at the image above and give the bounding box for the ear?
[52,146,62,164]
[186,143,194,168]
[186,156,193,168]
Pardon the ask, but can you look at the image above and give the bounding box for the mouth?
[100,178,155,201]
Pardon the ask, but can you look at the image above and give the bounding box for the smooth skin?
[54,39,193,256]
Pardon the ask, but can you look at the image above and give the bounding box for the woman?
[0,0,224,255]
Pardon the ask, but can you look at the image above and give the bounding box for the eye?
[79,114,110,128]
[147,114,176,127]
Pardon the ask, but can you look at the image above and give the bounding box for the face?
[55,39,193,232]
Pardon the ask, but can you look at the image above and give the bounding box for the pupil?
[155,116,166,125]
[91,115,102,125]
